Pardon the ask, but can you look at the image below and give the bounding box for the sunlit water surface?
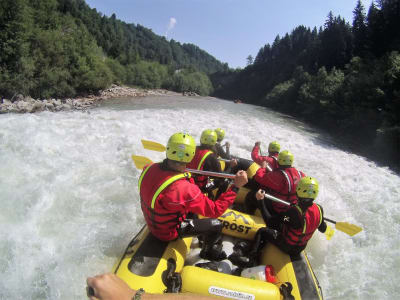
[1,95,399,299]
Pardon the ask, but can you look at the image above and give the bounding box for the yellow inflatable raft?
[112,208,323,300]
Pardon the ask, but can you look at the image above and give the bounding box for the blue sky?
[85,0,372,69]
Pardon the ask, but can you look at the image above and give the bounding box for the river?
[1,95,399,299]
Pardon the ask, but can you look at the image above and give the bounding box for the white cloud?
[165,17,177,38]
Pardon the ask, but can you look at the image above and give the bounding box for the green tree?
[246,55,254,66]
[0,0,33,97]
[352,0,367,57]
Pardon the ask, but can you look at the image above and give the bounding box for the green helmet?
[268,141,280,153]
[278,150,294,166]
[200,129,218,146]
[166,132,196,163]
[296,177,319,200]
[215,128,225,142]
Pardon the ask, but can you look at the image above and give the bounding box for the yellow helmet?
[278,150,294,166]
[166,132,196,163]
[215,128,225,142]
[268,141,280,153]
[296,177,319,199]
[200,129,218,146]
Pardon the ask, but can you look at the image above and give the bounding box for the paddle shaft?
[186,171,289,206]
[186,168,236,179]
[265,194,343,227]
[186,171,287,205]
[324,218,336,224]
[263,193,339,225]
[186,170,341,225]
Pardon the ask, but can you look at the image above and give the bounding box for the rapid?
[0,95,399,300]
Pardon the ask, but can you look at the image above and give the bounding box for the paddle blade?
[324,225,335,240]
[131,155,153,169]
[335,222,363,236]
[141,140,166,152]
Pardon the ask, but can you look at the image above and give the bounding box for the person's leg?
[177,218,226,261]
[228,227,265,267]
[244,190,258,214]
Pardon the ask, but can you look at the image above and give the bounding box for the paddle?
[141,139,231,162]
[131,155,362,237]
[141,139,166,152]
[131,155,235,179]
[260,192,362,237]
[323,218,362,237]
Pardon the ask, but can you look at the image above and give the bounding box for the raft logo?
[221,211,250,225]
[209,286,255,300]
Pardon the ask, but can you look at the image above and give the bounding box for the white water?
[1,96,399,300]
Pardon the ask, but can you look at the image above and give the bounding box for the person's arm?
[182,170,248,218]
[224,142,230,158]
[255,189,281,229]
[251,142,269,165]
[87,273,216,300]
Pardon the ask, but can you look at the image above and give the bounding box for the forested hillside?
[0,0,227,99]
[211,0,400,170]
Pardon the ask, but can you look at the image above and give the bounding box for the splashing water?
[1,95,399,299]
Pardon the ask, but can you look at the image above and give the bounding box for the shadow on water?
[257,107,400,174]
[281,112,400,175]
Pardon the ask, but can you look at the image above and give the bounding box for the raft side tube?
[181,266,280,300]
[292,252,324,300]
[260,244,323,300]
[112,226,192,293]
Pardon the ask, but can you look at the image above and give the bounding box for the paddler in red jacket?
[139,132,248,261]
[186,129,237,195]
[251,141,280,170]
[229,177,328,267]
[246,150,305,215]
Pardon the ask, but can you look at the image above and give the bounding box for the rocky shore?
[0,85,184,114]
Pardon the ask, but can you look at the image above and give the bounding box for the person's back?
[139,132,248,260]
[251,141,280,170]
[268,177,327,255]
[229,177,327,267]
[186,129,222,191]
[253,150,305,214]
[214,128,231,159]
[140,160,233,241]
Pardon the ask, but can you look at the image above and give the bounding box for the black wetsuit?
[215,142,231,159]
[252,200,327,256]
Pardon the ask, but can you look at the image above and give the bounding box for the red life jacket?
[270,168,304,213]
[268,155,279,170]
[186,148,213,188]
[138,163,191,241]
[282,204,323,246]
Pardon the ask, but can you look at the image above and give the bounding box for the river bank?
[0,85,185,114]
